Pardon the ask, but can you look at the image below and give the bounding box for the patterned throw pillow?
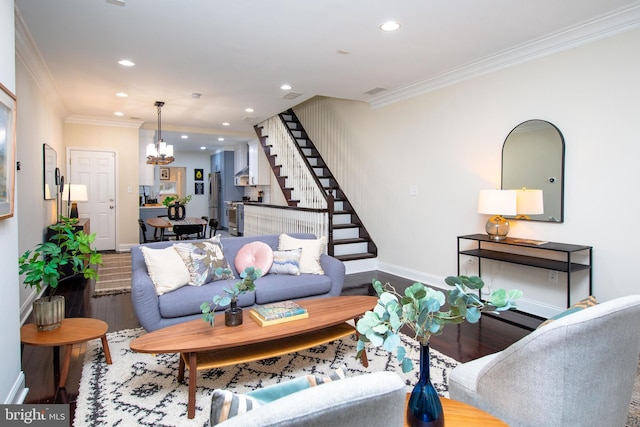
[174,242,234,286]
[210,390,260,426]
[537,295,598,329]
[210,366,347,425]
[278,234,326,275]
[269,248,302,275]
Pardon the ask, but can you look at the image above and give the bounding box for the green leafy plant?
[356,276,522,372]
[200,266,262,326]
[18,216,103,294]
[162,194,193,207]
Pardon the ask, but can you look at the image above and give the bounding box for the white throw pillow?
[140,246,191,295]
[278,234,326,275]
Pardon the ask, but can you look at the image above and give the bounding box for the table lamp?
[515,188,544,219]
[66,184,88,218]
[478,189,516,240]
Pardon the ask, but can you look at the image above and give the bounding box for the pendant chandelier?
[146,101,175,165]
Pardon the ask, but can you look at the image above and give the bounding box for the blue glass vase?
[407,344,444,427]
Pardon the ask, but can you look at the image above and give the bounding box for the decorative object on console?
[200,266,262,327]
[477,189,516,240]
[18,216,102,331]
[65,183,88,218]
[146,101,174,165]
[514,187,544,220]
[355,276,521,427]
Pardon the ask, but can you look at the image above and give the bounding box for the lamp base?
[485,215,510,240]
[70,202,79,218]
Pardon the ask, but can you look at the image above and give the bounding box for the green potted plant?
[18,216,103,331]
[200,266,261,327]
[356,276,522,427]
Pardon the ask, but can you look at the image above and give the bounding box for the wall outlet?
[548,270,558,283]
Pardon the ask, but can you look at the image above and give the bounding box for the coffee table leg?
[58,344,73,388]
[178,353,185,382]
[188,352,197,419]
[101,335,113,364]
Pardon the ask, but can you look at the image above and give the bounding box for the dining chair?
[138,219,161,244]
[172,224,202,240]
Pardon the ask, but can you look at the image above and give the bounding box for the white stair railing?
[259,116,327,209]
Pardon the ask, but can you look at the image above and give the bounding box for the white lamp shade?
[478,190,517,215]
[516,188,544,215]
[66,184,89,202]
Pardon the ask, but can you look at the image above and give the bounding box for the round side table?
[21,318,112,388]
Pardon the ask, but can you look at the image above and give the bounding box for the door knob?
[110,205,114,209]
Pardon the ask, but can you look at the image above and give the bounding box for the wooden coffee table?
[20,318,112,388]
[130,295,377,419]
[404,395,508,426]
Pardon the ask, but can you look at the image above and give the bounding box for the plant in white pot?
[356,276,522,427]
[18,216,102,331]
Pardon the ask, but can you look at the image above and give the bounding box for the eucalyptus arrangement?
[200,266,262,326]
[356,275,522,372]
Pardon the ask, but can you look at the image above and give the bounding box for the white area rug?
[75,327,459,426]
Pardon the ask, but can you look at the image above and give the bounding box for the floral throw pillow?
[174,242,234,286]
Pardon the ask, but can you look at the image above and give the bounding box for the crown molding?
[65,115,144,129]
[368,3,640,109]
[14,6,67,117]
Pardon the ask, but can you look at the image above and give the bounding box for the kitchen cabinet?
[234,144,248,175]
[248,140,271,186]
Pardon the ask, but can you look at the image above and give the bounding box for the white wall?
[294,28,640,317]
[0,0,26,404]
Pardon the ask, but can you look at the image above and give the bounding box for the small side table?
[404,395,508,426]
[21,318,112,388]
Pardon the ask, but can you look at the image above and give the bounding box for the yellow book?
[249,309,309,327]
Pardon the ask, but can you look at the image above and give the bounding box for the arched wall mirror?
[501,119,565,223]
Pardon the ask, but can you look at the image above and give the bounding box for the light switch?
[409,185,418,196]
[127,186,132,193]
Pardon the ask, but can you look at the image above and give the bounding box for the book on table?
[249,300,309,326]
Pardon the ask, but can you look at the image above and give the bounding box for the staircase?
[254,109,377,263]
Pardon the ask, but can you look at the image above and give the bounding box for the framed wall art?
[0,83,16,220]
[195,182,204,195]
[159,167,170,180]
[194,168,204,181]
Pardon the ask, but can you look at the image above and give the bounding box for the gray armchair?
[449,295,640,427]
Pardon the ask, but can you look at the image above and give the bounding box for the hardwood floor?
[20,269,538,424]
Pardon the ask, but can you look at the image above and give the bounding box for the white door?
[69,149,116,251]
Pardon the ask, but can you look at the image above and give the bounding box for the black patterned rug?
[74,327,458,426]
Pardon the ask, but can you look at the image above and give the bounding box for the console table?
[457,234,592,308]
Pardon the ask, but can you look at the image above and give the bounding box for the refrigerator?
[208,172,220,223]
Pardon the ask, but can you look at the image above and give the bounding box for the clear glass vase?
[407,343,444,427]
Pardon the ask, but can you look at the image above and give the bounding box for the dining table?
[145,216,207,241]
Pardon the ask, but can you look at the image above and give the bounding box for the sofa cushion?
[269,248,302,275]
[174,241,235,286]
[235,241,274,275]
[254,274,332,304]
[139,246,191,295]
[537,295,598,329]
[279,234,325,275]
[159,278,256,318]
[210,366,346,425]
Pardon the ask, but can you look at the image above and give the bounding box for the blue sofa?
[130,233,346,332]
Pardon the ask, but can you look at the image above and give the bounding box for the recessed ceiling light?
[114,111,124,116]
[280,84,292,90]
[222,122,230,126]
[218,137,225,141]
[118,59,135,67]
[192,93,201,99]
[245,108,254,113]
[181,135,188,139]
[115,92,128,97]
[380,21,401,32]
[200,146,206,150]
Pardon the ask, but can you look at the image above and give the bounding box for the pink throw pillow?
[235,241,274,275]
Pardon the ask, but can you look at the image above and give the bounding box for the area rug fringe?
[74,327,458,426]
[93,252,132,297]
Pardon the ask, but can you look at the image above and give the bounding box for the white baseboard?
[116,244,135,252]
[3,372,28,404]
